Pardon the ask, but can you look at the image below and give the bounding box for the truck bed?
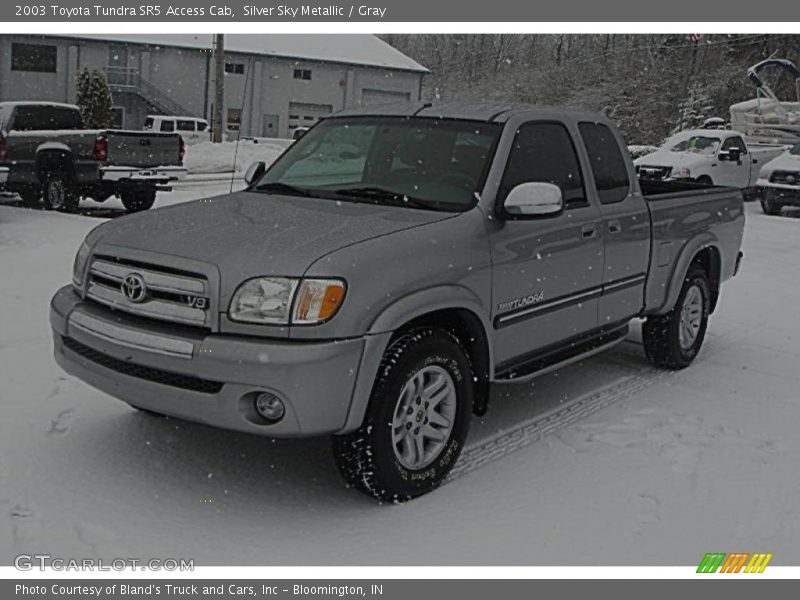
[639,177,745,315]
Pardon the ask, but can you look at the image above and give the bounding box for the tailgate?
[105,131,181,167]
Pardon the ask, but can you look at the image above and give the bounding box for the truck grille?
[85,257,210,328]
[636,165,672,180]
[63,336,223,394]
[770,170,800,185]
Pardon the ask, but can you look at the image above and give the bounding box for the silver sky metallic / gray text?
[244,5,388,17]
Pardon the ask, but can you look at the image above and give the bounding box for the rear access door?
[576,121,650,326]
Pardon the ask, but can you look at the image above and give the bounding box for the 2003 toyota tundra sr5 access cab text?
[50,103,745,501]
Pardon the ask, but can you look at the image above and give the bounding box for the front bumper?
[50,285,387,437]
[0,166,8,185]
[100,166,188,183]
[756,178,800,205]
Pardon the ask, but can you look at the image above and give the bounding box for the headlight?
[228,277,346,325]
[72,240,91,288]
[229,277,299,324]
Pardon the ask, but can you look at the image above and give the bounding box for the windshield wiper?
[332,187,435,210]
[254,182,313,197]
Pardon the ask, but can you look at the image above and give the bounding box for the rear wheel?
[121,188,157,213]
[643,265,710,370]
[42,173,79,213]
[332,328,473,502]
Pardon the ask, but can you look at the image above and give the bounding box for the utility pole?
[212,34,225,143]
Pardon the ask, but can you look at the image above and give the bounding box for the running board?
[493,324,630,383]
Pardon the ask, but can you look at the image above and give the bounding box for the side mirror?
[244,161,266,185]
[503,182,564,217]
[292,129,307,141]
[720,147,742,162]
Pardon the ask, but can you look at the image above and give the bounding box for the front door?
[490,121,604,370]
[717,135,751,188]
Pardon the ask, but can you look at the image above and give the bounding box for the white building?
[0,34,427,138]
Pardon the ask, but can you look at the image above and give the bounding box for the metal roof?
[59,34,428,73]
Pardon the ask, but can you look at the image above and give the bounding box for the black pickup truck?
[0,101,187,213]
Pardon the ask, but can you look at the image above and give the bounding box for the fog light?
[254,392,285,423]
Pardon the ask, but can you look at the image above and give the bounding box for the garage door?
[288,102,332,134]
[361,89,411,105]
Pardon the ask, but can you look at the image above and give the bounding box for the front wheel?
[332,328,473,502]
[121,189,157,213]
[643,265,710,370]
[761,197,782,215]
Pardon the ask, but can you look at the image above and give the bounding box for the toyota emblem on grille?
[121,273,147,303]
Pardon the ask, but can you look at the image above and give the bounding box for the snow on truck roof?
[61,34,428,73]
[0,101,78,109]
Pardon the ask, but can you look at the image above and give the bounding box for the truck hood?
[759,150,800,178]
[92,191,455,290]
[634,150,711,174]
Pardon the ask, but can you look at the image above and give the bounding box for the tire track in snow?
[447,360,669,482]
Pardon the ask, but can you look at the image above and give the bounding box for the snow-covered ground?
[1,191,799,566]
[183,138,292,174]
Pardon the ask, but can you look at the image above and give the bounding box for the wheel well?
[691,246,721,312]
[391,308,491,416]
[36,151,74,182]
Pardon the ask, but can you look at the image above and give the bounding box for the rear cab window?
[143,117,154,129]
[578,122,631,204]
[9,105,83,131]
[498,121,588,209]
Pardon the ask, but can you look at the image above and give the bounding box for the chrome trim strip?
[602,273,647,293]
[495,273,648,328]
[496,286,603,326]
[90,259,205,295]
[86,281,206,326]
[69,311,194,358]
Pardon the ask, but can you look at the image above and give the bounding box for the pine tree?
[75,68,114,129]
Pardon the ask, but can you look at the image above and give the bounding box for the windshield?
[669,135,721,155]
[254,116,502,211]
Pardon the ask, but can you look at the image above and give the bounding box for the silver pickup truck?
[50,103,745,501]
[0,101,187,213]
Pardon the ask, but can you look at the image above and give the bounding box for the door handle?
[581,224,597,239]
[608,220,622,234]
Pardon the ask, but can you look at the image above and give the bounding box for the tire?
[643,265,710,370]
[761,197,782,216]
[42,172,79,213]
[121,189,157,213]
[332,328,473,502]
[696,175,713,186]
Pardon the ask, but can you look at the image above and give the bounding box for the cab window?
[722,136,747,154]
[177,120,196,132]
[499,122,587,209]
[159,120,175,132]
[578,122,631,204]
